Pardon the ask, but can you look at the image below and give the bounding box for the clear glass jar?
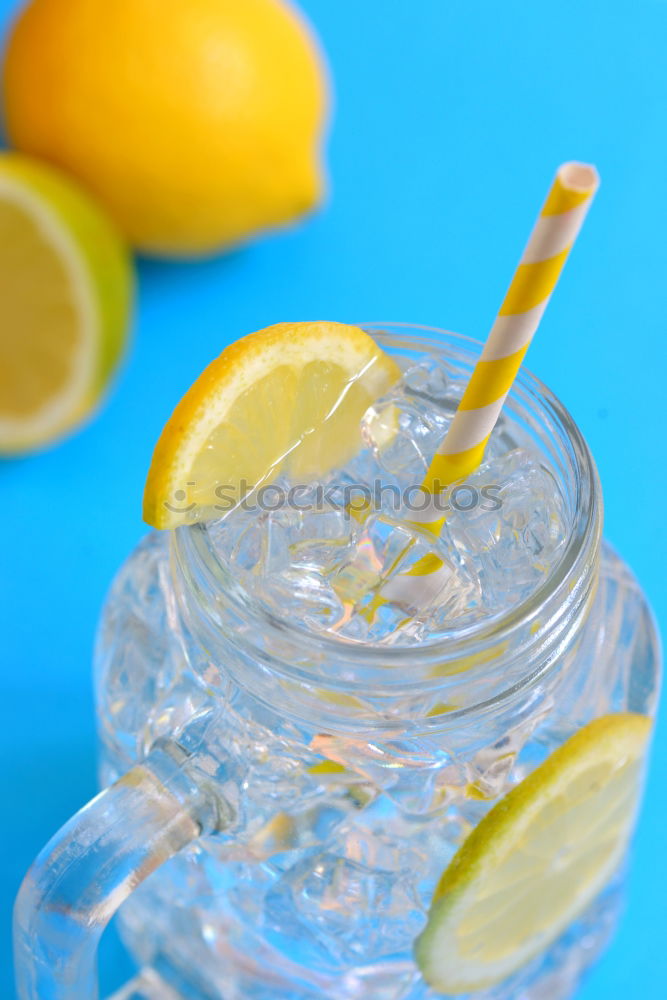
[14,327,661,1000]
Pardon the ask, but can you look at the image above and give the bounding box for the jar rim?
[172,324,602,709]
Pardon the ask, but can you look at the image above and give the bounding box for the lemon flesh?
[143,322,401,528]
[415,713,652,994]
[0,153,133,452]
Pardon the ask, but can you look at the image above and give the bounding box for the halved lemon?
[415,713,651,994]
[0,153,133,453]
[143,321,401,528]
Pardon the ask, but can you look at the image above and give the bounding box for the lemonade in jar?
[14,168,661,1000]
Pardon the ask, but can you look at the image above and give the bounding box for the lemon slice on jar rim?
[143,321,401,529]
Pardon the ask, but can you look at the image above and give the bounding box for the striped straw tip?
[558,162,600,194]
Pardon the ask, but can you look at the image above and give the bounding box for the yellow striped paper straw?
[367,163,599,622]
[423,161,599,496]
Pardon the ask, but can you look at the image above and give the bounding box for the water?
[95,350,661,1000]
[207,357,567,645]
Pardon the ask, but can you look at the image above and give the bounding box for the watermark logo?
[164,482,198,514]
[163,479,503,517]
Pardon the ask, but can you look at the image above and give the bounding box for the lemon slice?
[0,153,133,453]
[415,713,651,994]
[143,321,401,528]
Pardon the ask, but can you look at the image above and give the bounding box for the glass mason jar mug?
[14,326,661,1000]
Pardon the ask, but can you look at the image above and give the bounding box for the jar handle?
[14,729,229,1000]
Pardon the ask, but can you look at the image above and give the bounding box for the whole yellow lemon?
[2,0,328,256]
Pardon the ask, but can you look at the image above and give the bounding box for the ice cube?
[272,502,360,573]
[401,354,452,407]
[444,448,568,611]
[258,566,346,632]
[361,357,453,483]
[212,496,363,632]
[328,512,482,643]
[265,850,425,968]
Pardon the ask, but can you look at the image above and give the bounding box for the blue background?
[1,0,665,996]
